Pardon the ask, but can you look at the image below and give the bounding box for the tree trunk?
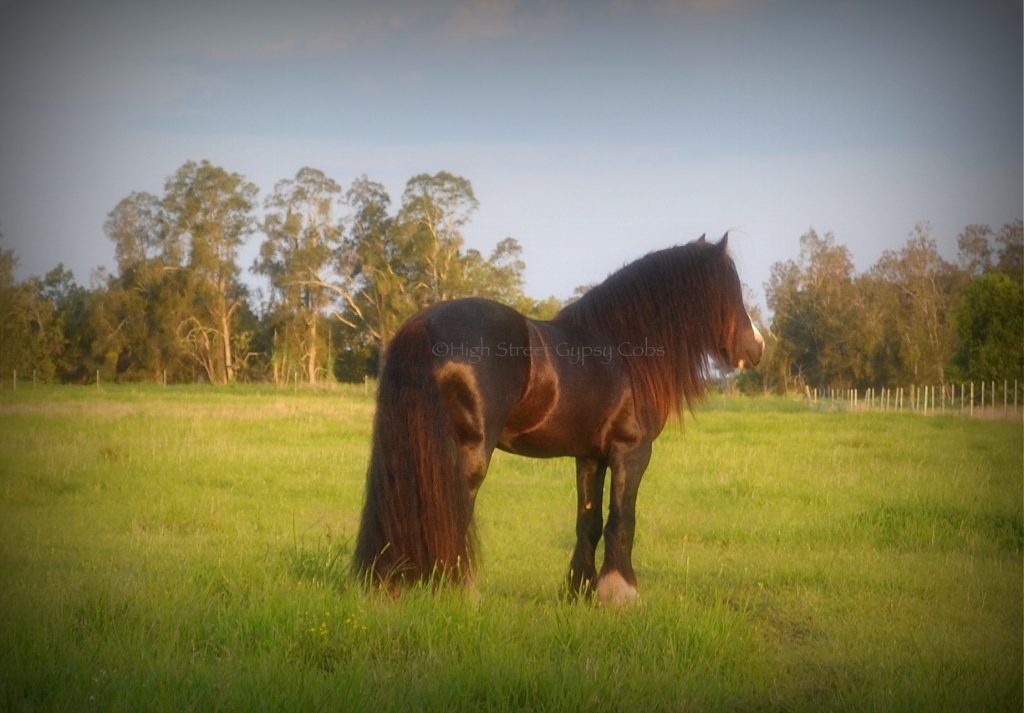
[307,313,317,386]
[220,308,234,384]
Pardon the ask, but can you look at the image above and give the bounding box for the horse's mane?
[556,239,742,421]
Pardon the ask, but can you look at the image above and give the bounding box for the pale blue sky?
[1,0,1020,306]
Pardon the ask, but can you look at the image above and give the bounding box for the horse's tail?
[353,318,475,589]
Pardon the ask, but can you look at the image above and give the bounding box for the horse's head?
[704,234,765,370]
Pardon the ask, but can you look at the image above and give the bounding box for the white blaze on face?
[736,312,765,370]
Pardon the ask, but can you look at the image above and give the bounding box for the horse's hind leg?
[566,457,607,599]
[433,361,494,583]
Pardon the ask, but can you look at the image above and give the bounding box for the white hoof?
[595,571,640,608]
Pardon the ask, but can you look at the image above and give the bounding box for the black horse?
[353,234,764,605]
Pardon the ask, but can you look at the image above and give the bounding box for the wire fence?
[805,380,1022,420]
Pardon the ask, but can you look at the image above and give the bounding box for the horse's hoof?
[595,571,640,608]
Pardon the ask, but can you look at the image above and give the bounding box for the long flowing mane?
[557,240,743,421]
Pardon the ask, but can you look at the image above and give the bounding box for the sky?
[0,0,1021,308]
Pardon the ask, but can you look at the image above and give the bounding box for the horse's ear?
[717,232,729,252]
[696,233,707,244]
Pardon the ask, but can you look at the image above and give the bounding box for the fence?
[805,380,1022,420]
[2,369,107,391]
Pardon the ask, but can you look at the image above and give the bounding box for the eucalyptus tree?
[994,220,1023,275]
[766,230,866,389]
[258,167,344,385]
[398,171,479,303]
[460,236,530,308]
[869,224,963,385]
[0,237,35,380]
[162,160,258,383]
[100,191,188,381]
[340,175,410,352]
[957,224,995,277]
[342,173,530,354]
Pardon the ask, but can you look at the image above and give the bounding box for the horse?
[353,234,764,605]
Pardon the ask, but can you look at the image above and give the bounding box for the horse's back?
[413,297,526,340]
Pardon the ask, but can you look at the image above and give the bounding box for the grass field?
[0,385,1020,712]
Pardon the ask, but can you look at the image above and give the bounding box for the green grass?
[0,385,1020,712]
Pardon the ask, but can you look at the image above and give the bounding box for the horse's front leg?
[566,457,607,599]
[596,442,652,607]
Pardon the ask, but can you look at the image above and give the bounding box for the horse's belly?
[496,421,603,459]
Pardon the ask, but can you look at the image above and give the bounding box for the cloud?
[179,1,565,62]
[616,0,770,16]
[305,9,423,54]
[202,37,299,61]
[443,0,521,41]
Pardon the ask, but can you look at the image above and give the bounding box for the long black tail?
[353,318,475,588]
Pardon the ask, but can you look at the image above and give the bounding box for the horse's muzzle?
[736,323,764,370]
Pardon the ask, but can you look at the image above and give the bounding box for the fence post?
[970,383,974,418]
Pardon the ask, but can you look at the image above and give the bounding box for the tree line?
[0,162,561,385]
[0,159,1020,390]
[741,221,1022,394]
